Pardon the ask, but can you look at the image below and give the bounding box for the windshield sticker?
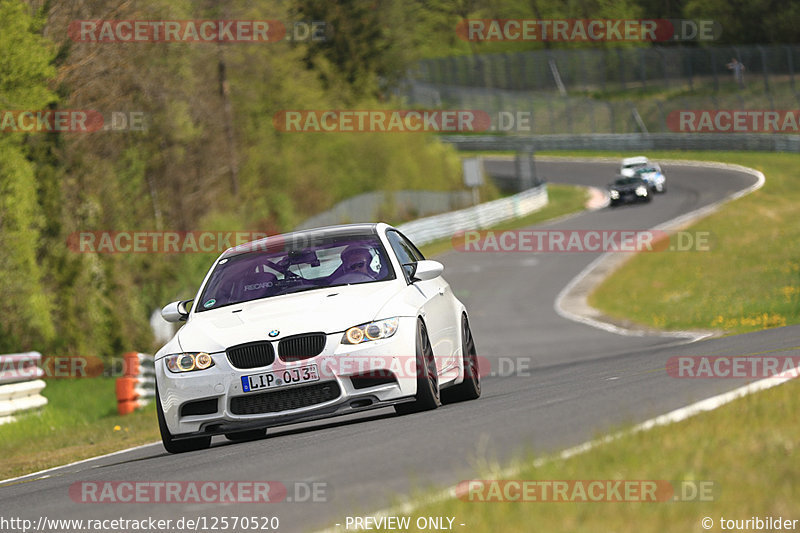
[203,299,217,308]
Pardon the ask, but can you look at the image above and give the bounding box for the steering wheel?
[335,272,375,284]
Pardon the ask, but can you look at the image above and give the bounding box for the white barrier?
[0,352,45,385]
[0,352,47,425]
[397,185,548,246]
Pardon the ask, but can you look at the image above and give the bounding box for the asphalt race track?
[3,159,797,533]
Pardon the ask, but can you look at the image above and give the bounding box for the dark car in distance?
[608,176,651,207]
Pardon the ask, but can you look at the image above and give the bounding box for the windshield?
[614,177,645,186]
[622,160,647,169]
[196,233,395,312]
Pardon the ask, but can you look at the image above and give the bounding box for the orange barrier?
[115,352,155,416]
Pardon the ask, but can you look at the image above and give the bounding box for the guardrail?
[296,189,475,231]
[397,184,548,246]
[115,352,155,415]
[0,352,47,425]
[440,133,800,153]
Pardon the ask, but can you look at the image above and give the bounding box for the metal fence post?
[759,46,770,93]
[566,98,574,133]
[710,48,718,92]
[515,52,525,90]
[639,48,647,90]
[580,50,588,92]
[601,51,607,92]
[687,48,694,91]
[606,102,615,133]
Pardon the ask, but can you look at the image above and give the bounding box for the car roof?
[621,156,649,166]
[220,223,392,258]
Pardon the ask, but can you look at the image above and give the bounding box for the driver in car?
[340,245,375,278]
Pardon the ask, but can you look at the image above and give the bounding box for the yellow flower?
[780,286,800,302]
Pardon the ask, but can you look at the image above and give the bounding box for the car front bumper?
[156,317,420,437]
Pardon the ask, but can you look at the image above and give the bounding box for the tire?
[225,429,267,442]
[442,315,481,404]
[156,389,212,454]
[395,319,441,415]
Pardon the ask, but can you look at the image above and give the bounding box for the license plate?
[241,364,319,393]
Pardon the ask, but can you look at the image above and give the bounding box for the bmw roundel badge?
[268,329,280,338]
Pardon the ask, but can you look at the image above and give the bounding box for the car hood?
[610,182,645,192]
[176,281,404,353]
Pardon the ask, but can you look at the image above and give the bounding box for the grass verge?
[418,184,588,258]
[0,379,159,481]
[561,150,800,335]
[374,379,800,533]
[0,183,587,481]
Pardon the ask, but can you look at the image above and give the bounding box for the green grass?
[0,378,159,481]
[418,184,588,258]
[572,151,800,334]
[373,380,800,533]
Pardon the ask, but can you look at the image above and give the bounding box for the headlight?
[610,190,620,199]
[635,186,647,196]
[165,352,215,373]
[342,317,399,345]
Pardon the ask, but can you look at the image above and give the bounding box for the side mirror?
[410,260,444,282]
[161,300,192,323]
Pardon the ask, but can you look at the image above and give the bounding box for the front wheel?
[442,315,481,404]
[395,319,440,415]
[157,389,212,454]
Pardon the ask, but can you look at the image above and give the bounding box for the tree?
[0,0,57,350]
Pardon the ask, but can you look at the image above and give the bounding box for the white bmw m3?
[155,223,480,453]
